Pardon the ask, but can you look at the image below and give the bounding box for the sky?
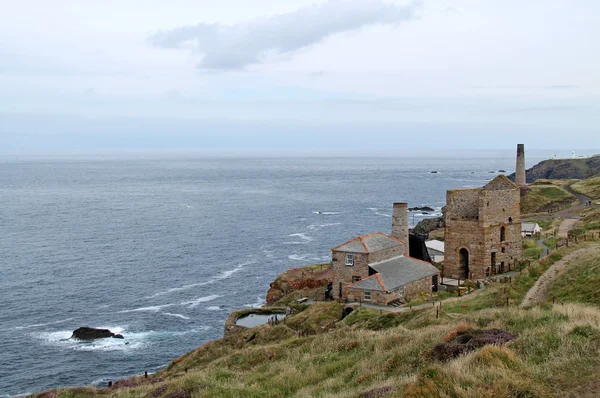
[1,0,599,153]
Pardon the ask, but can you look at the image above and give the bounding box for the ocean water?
[0,153,540,396]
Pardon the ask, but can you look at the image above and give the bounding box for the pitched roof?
[483,175,518,191]
[332,232,405,253]
[521,222,540,232]
[425,240,445,253]
[348,255,439,292]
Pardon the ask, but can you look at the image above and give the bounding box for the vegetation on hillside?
[571,176,600,199]
[521,184,577,214]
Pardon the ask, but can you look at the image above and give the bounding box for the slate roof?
[332,232,405,254]
[521,222,540,232]
[348,255,440,292]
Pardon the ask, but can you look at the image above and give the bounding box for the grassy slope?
[571,177,600,199]
[521,184,577,214]
[36,239,600,398]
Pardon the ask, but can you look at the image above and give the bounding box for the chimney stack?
[392,203,409,250]
[516,144,526,188]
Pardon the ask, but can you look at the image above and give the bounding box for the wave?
[162,312,190,320]
[33,326,210,353]
[119,304,176,313]
[145,281,216,299]
[367,207,391,217]
[181,294,220,308]
[146,260,256,298]
[288,233,314,242]
[306,222,341,230]
[312,211,340,215]
[10,317,74,331]
[206,306,221,311]
[244,296,266,308]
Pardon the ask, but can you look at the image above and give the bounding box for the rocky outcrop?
[71,327,123,340]
[432,328,516,361]
[509,155,600,183]
[266,264,332,305]
[409,206,435,212]
[412,216,445,238]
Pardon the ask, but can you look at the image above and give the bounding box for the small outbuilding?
[345,255,440,305]
[521,222,542,238]
[425,240,445,263]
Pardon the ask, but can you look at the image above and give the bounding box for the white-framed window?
[345,253,354,266]
[352,276,361,283]
[364,291,371,301]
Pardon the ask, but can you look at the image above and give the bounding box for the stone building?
[444,175,522,280]
[330,203,440,306]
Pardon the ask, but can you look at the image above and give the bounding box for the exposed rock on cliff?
[413,216,445,239]
[266,263,332,306]
[509,155,600,183]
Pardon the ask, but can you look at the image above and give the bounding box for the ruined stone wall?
[446,189,481,220]
[404,276,435,302]
[444,219,486,279]
[482,223,522,273]
[331,251,369,299]
[479,189,521,226]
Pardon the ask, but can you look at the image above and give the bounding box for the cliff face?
[509,155,600,183]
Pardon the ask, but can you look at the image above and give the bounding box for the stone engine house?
[444,175,522,280]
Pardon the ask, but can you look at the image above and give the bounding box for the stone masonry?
[444,175,522,280]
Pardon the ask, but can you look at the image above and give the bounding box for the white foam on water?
[12,317,74,331]
[119,304,176,313]
[288,233,314,242]
[145,281,216,299]
[367,207,391,217]
[181,294,221,308]
[312,211,340,215]
[306,223,341,230]
[288,254,308,261]
[162,312,190,320]
[33,327,146,352]
[244,296,266,308]
[206,306,221,311]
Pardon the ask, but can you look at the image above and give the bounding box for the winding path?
[521,245,600,307]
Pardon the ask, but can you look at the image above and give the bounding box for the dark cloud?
[149,0,421,71]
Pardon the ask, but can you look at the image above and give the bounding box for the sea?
[0,152,546,396]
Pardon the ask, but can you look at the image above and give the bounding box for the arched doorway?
[459,248,469,279]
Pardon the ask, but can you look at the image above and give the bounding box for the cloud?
[149,0,421,71]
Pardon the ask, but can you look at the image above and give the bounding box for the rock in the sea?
[71,327,122,340]
[409,206,435,212]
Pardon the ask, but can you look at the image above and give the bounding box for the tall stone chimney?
[516,144,526,187]
[392,203,409,249]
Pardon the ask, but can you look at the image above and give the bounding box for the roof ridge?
[375,274,386,291]
[359,236,369,252]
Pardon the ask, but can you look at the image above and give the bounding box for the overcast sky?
[1,0,599,153]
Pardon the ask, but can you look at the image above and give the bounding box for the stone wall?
[444,182,522,280]
[368,245,406,263]
[331,251,369,299]
[404,275,435,301]
[346,288,401,306]
[446,189,480,220]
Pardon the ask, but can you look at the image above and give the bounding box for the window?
[500,226,506,242]
[345,253,354,266]
[364,291,371,300]
[352,276,361,283]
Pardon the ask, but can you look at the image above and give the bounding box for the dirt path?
[521,246,599,307]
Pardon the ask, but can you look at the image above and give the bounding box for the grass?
[32,241,600,398]
[571,176,600,199]
[547,248,600,305]
[521,185,577,214]
[522,238,542,260]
